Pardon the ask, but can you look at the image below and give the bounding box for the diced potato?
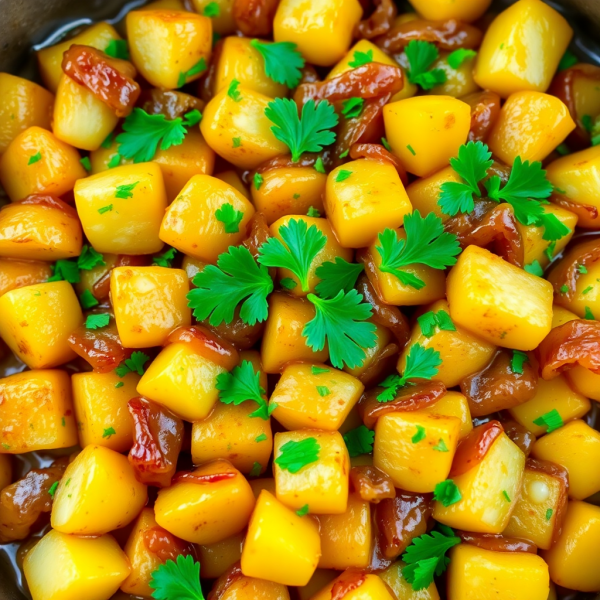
[428,51,480,98]
[325,159,412,249]
[23,529,130,600]
[252,167,326,226]
[0,126,85,202]
[197,533,244,579]
[0,455,11,490]
[273,0,362,67]
[542,500,600,592]
[379,561,440,600]
[155,460,255,544]
[249,477,276,498]
[51,445,147,535]
[191,400,273,473]
[241,489,321,586]
[160,174,255,263]
[0,370,77,454]
[37,22,121,92]
[310,573,396,600]
[261,292,328,373]
[270,215,352,295]
[72,371,139,452]
[383,96,471,177]
[487,92,575,165]
[270,363,363,431]
[573,73,600,124]
[374,412,461,493]
[503,463,567,549]
[434,432,525,533]
[566,365,600,402]
[407,0,490,21]
[0,259,52,297]
[127,10,212,89]
[399,299,497,388]
[447,245,553,350]
[0,199,82,261]
[201,85,288,169]
[297,570,338,600]
[473,0,572,98]
[190,0,235,34]
[74,163,167,255]
[0,73,53,154]
[216,574,291,599]
[406,165,458,222]
[214,169,250,198]
[0,281,83,369]
[344,322,393,381]
[419,391,473,439]
[317,493,371,569]
[552,305,579,328]
[274,430,350,514]
[110,266,190,348]
[509,375,591,436]
[447,543,549,600]
[531,420,600,500]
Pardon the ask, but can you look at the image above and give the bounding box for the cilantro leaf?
[304,289,377,369]
[307,206,320,217]
[296,504,309,516]
[341,98,364,119]
[85,313,110,330]
[274,437,320,473]
[311,366,330,375]
[80,289,99,309]
[265,98,338,162]
[203,1,220,16]
[316,386,330,397]
[258,218,326,292]
[315,257,364,298]
[253,172,264,190]
[188,245,273,326]
[511,350,529,374]
[28,152,42,165]
[533,409,564,433]
[348,49,373,68]
[558,50,578,71]
[405,40,447,90]
[149,554,204,600]
[183,109,202,127]
[80,156,91,171]
[77,245,105,271]
[177,57,207,87]
[105,39,129,60]
[48,259,80,284]
[447,49,477,69]
[343,425,375,458]
[525,260,544,277]
[115,182,138,199]
[216,360,273,420]
[335,170,352,182]
[227,79,242,102]
[585,306,596,320]
[215,203,244,233]
[418,310,455,337]
[115,351,150,377]
[153,247,177,268]
[376,211,461,289]
[250,39,305,88]
[412,425,426,443]
[438,141,493,216]
[102,426,116,439]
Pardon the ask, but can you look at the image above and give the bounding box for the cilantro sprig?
[376,211,461,290]
[250,39,305,88]
[343,425,374,458]
[149,555,204,600]
[418,310,456,337]
[405,40,447,90]
[153,247,177,268]
[315,257,364,298]
[349,49,373,68]
[115,351,150,378]
[215,203,244,233]
[275,437,320,473]
[77,245,105,271]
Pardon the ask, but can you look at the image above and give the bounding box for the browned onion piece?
[143,526,195,563]
[18,194,78,217]
[500,418,536,456]
[462,90,502,143]
[354,342,400,388]
[355,0,397,39]
[255,153,318,174]
[331,570,367,599]
[457,531,537,553]
[139,88,205,119]
[206,311,265,351]
[350,466,395,503]
[551,192,599,224]
[232,0,280,36]
[208,562,244,600]
[349,143,408,185]
[450,420,503,477]
[200,39,223,103]
[243,212,271,259]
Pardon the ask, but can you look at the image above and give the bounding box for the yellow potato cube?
[241,489,321,586]
[155,459,255,544]
[406,165,458,223]
[252,167,326,225]
[566,365,600,402]
[531,420,600,500]
[274,430,349,514]
[488,92,575,165]
[51,444,147,535]
[447,245,553,350]
[197,532,244,579]
[0,198,82,261]
[552,305,579,328]
[380,561,440,600]
[110,266,190,348]
[310,573,396,600]
[383,96,471,177]
[407,0,490,21]
[74,163,167,255]
[191,400,273,474]
[343,321,394,381]
[201,85,288,169]
[0,126,86,202]
[0,258,52,297]
[214,169,250,198]
[0,281,83,369]
[434,432,525,533]
[215,572,291,599]
[509,375,591,436]
[273,0,362,67]
[473,0,572,98]
[317,493,371,569]
[72,371,139,452]
[270,363,363,431]
[542,500,600,592]
[127,10,212,89]
[325,159,412,249]
[419,391,473,440]
[261,292,328,373]
[0,370,77,454]
[428,51,480,99]
[399,300,497,388]
[159,174,255,263]
[0,73,53,155]
[23,529,130,600]
[447,543,549,600]
[374,412,460,493]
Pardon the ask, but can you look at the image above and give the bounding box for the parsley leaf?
[153,247,177,268]
[80,289,98,309]
[216,360,274,420]
[250,39,305,88]
[316,386,330,397]
[433,439,449,452]
[77,245,105,271]
[315,257,364,298]
[525,260,544,277]
[149,554,204,600]
[115,182,138,199]
[343,425,375,458]
[434,479,462,506]
[28,152,42,165]
[307,206,320,217]
[102,426,116,439]
[311,366,330,375]
[341,97,364,119]
[80,156,91,171]
[188,246,273,326]
[447,49,477,69]
[417,310,456,337]
[105,39,129,60]
[533,409,564,433]
[265,98,338,162]
[98,205,113,214]
[203,1,220,16]
[253,172,264,190]
[48,481,59,497]
[438,141,493,216]
[86,313,110,330]
[115,351,150,378]
[177,57,207,87]
[227,79,242,102]
[502,490,511,502]
[511,350,529,374]
[558,50,578,71]
[376,211,461,289]
[412,425,426,443]
[585,306,596,320]
[258,218,326,291]
[296,504,309,516]
[335,169,352,182]
[546,508,554,520]
[275,437,320,473]
[232,136,242,148]
[304,289,377,369]
[48,260,80,284]
[405,40,447,90]
[314,156,326,173]
[215,203,244,233]
[348,49,373,68]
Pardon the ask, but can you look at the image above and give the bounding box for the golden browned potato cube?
[0,259,52,297]
[310,573,396,600]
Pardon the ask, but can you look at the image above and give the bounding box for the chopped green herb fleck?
[412,425,426,444]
